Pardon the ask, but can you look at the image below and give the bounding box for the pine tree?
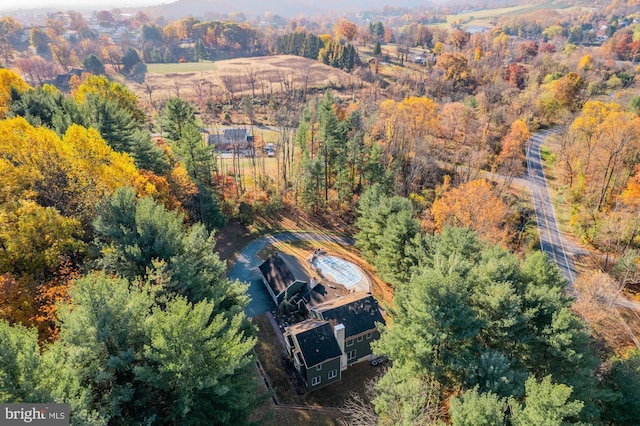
[450,387,507,426]
[0,320,43,403]
[46,273,259,424]
[161,97,195,142]
[371,227,599,423]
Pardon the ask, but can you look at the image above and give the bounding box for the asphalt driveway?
[226,232,354,317]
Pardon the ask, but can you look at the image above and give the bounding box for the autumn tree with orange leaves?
[430,179,509,245]
[495,119,530,187]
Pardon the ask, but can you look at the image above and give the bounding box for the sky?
[0,0,163,12]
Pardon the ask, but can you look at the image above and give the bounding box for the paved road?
[227,232,354,317]
[526,129,580,291]
[526,130,640,311]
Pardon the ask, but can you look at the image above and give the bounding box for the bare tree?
[243,65,258,99]
[574,270,640,349]
[172,79,181,98]
[219,74,236,104]
[143,82,154,106]
[193,76,208,109]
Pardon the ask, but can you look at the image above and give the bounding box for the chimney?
[334,323,348,371]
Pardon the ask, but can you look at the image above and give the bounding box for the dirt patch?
[214,218,253,267]
[126,55,358,107]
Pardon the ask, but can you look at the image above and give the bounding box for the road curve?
[227,232,354,317]
[526,129,579,291]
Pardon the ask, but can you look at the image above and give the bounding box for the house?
[258,253,309,306]
[261,252,386,391]
[283,292,385,390]
[284,320,344,390]
[208,128,254,154]
[309,293,385,366]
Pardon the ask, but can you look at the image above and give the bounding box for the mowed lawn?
[146,61,219,74]
[216,157,279,179]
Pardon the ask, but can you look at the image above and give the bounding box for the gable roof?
[223,128,249,140]
[288,320,342,368]
[312,294,385,338]
[259,253,308,297]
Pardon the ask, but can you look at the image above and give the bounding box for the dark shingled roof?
[313,295,385,338]
[223,128,249,140]
[258,253,308,297]
[289,321,342,368]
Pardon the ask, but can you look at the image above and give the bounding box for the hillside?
[126,55,360,107]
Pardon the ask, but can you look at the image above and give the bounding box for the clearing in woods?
[128,55,358,105]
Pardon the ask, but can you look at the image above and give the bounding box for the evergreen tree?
[599,350,640,425]
[194,39,207,61]
[83,94,139,153]
[82,54,105,75]
[93,187,232,303]
[373,41,382,56]
[161,97,195,142]
[299,157,324,213]
[9,86,86,135]
[374,207,421,287]
[0,321,42,403]
[318,91,340,203]
[128,129,170,174]
[93,187,185,280]
[176,122,213,187]
[121,47,141,74]
[373,365,442,425]
[372,227,599,423]
[174,122,226,229]
[46,273,259,425]
[510,376,584,426]
[354,184,414,264]
[450,387,507,426]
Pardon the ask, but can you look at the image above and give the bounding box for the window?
[366,332,372,339]
[316,364,322,371]
[311,376,321,386]
[328,369,338,380]
[357,336,363,342]
[346,339,354,347]
[347,350,357,361]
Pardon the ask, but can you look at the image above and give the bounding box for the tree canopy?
[372,227,599,424]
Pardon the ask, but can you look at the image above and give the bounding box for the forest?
[1,0,640,424]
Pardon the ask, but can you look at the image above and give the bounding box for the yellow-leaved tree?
[0,68,30,119]
[0,117,155,337]
[0,117,153,222]
[376,97,440,194]
[74,74,145,123]
[566,101,640,212]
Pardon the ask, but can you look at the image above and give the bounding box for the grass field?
[441,1,575,28]
[128,55,354,107]
[216,157,279,179]
[146,61,219,74]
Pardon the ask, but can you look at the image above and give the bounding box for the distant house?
[53,68,84,90]
[258,253,309,306]
[284,320,344,390]
[208,128,253,154]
